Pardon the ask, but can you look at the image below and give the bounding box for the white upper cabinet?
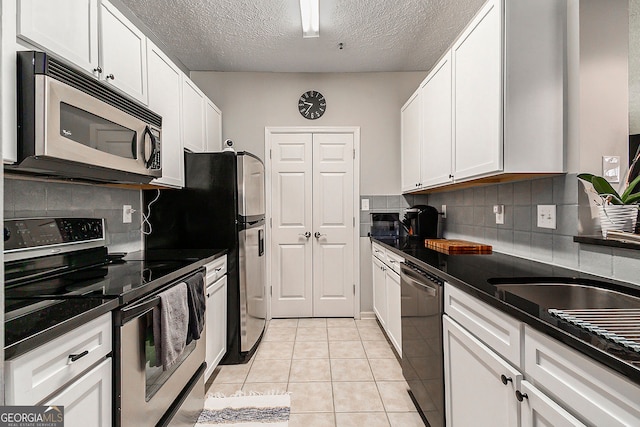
[147,40,184,188]
[401,90,422,192]
[452,0,503,180]
[421,51,453,188]
[205,98,222,152]
[182,76,206,153]
[17,0,99,73]
[99,0,148,104]
[402,0,565,192]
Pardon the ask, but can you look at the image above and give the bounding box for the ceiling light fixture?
[300,0,319,38]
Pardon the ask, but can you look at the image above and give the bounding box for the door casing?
[265,126,361,320]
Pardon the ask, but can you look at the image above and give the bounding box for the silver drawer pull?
[214,267,223,272]
[389,260,397,264]
[68,350,89,363]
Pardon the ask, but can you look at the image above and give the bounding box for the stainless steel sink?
[493,282,640,310]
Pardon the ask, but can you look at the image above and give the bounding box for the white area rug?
[196,391,291,426]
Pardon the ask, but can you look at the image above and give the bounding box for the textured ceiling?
[119,0,486,72]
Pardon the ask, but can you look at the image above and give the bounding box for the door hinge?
[353,284,356,295]
[270,149,272,159]
[353,149,356,159]
[353,217,355,227]
[270,218,272,228]
[270,286,273,296]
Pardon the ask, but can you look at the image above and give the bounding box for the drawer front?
[524,326,640,426]
[385,250,404,275]
[372,243,386,261]
[5,312,112,405]
[444,284,522,366]
[205,255,227,285]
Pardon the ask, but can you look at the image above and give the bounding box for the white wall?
[190,71,425,195]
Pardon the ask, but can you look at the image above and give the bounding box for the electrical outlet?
[537,205,556,229]
[123,205,132,224]
[602,155,621,183]
[441,205,447,219]
[493,205,504,225]
[361,198,370,211]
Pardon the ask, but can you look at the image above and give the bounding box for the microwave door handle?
[131,132,137,159]
[143,126,158,168]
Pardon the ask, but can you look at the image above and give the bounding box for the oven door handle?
[119,295,160,325]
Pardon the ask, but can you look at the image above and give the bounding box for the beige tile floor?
[206,318,426,427]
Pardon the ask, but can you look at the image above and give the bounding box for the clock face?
[298,91,326,120]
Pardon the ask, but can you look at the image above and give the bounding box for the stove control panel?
[4,218,105,252]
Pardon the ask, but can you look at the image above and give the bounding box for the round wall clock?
[298,90,326,120]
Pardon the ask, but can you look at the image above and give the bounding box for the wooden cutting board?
[425,239,493,254]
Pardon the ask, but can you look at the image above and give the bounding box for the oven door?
[38,75,161,177]
[115,281,204,426]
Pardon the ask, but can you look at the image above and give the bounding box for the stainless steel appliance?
[400,261,445,427]
[13,51,161,183]
[3,218,215,427]
[145,151,267,364]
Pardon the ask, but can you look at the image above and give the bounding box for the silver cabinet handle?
[299,232,311,238]
[314,232,326,238]
[106,74,115,80]
[93,66,102,73]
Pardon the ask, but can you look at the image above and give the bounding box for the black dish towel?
[185,272,206,344]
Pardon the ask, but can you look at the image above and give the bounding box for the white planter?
[598,205,639,237]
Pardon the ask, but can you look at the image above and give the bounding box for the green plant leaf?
[591,176,623,204]
[577,173,596,182]
[621,174,640,202]
[624,192,640,204]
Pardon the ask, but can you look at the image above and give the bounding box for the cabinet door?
[520,381,585,427]
[372,256,387,327]
[421,52,453,188]
[147,40,183,188]
[385,268,402,356]
[452,0,503,180]
[401,90,422,192]
[44,358,112,427]
[205,99,222,152]
[182,77,206,153]
[99,0,148,104]
[443,315,521,427]
[205,276,227,381]
[18,0,99,73]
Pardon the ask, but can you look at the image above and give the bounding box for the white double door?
[270,132,355,318]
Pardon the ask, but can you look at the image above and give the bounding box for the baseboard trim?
[359,311,376,320]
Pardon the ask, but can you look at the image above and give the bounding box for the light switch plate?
[493,205,504,225]
[123,205,132,223]
[537,205,556,229]
[361,199,370,211]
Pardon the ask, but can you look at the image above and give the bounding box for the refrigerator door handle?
[258,229,264,256]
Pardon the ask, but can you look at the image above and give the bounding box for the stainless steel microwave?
[12,51,162,183]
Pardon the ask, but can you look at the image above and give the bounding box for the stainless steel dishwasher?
[400,261,445,427]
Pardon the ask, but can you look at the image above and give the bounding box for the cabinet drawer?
[372,243,386,261]
[385,250,404,275]
[524,326,640,426]
[205,255,227,284]
[444,284,522,366]
[5,312,112,405]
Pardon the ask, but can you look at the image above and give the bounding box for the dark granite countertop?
[372,237,640,385]
[5,248,227,359]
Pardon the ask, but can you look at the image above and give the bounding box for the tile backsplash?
[422,173,640,286]
[4,177,143,252]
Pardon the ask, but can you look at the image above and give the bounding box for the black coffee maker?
[402,205,440,239]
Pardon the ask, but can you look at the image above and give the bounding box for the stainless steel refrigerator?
[144,151,266,364]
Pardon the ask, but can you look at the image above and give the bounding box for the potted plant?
[578,173,640,237]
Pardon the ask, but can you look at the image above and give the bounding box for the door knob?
[299,232,311,238]
[314,232,326,238]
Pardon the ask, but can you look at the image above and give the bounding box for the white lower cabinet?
[443,315,521,427]
[519,380,583,427]
[370,243,403,355]
[44,358,112,427]
[524,326,640,426]
[205,256,228,381]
